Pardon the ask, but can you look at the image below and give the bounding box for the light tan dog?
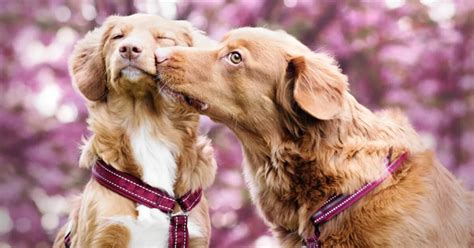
[53,14,216,247]
[155,27,473,247]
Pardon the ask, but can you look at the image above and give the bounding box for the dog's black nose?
[119,44,142,60]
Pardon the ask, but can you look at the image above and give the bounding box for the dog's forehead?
[112,14,185,34]
[229,27,288,41]
[223,27,307,54]
[122,13,166,25]
[222,33,275,52]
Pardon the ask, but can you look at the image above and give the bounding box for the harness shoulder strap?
[305,151,409,247]
[65,160,203,248]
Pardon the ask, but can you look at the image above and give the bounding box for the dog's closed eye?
[157,36,176,46]
[112,33,124,40]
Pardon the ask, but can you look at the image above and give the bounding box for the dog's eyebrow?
[114,23,132,33]
[150,27,176,39]
[227,39,250,50]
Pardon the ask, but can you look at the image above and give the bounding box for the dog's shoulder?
[374,107,411,128]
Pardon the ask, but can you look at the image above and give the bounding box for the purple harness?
[65,159,202,248]
[305,151,409,247]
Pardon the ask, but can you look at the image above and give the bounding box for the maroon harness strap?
[93,160,177,213]
[305,151,409,248]
[168,190,202,248]
[65,160,202,248]
[169,215,188,248]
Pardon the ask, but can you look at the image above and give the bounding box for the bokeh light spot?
[254,235,278,247]
[41,213,59,231]
[0,242,12,248]
[385,0,406,9]
[284,0,297,8]
[0,208,13,234]
[33,81,62,117]
[56,104,78,123]
[81,3,97,21]
[422,0,456,23]
[54,6,71,22]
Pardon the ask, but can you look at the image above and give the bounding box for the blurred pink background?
[0,0,473,247]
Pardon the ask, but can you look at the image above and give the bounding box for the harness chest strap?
[305,151,409,248]
[65,160,202,248]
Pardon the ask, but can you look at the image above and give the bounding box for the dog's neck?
[234,95,420,231]
[238,94,417,183]
[83,90,204,196]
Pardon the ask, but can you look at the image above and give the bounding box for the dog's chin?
[119,66,154,82]
[158,83,209,111]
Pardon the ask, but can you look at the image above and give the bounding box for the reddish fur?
[156,27,473,247]
[54,14,216,247]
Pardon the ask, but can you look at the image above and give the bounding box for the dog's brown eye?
[228,51,242,65]
[112,34,124,40]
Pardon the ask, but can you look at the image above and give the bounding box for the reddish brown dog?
[155,27,473,247]
[53,14,216,247]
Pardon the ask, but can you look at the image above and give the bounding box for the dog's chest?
[130,123,178,196]
[108,124,201,247]
[110,206,202,248]
[242,155,300,230]
[110,206,170,247]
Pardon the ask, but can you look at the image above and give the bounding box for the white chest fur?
[109,123,201,248]
[131,122,177,196]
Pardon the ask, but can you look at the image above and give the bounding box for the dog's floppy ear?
[69,18,117,101]
[289,53,348,120]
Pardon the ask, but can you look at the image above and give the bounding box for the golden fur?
[155,27,473,247]
[53,14,216,247]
